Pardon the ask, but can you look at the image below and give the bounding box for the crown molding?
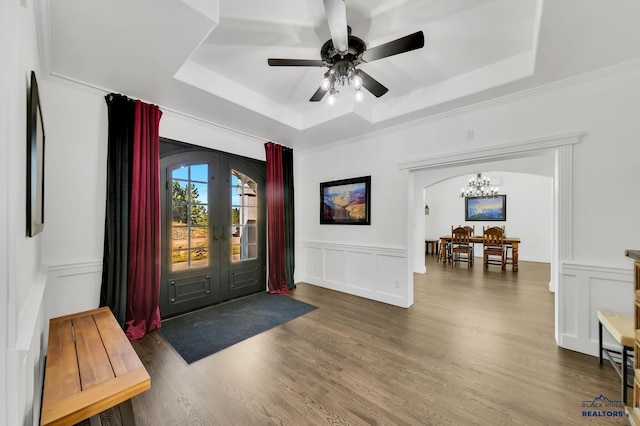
[304,59,640,154]
[397,131,585,171]
[34,0,52,78]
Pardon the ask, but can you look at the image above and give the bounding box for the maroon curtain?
[265,142,288,293]
[125,100,162,338]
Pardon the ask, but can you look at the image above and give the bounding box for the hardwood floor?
[128,256,629,425]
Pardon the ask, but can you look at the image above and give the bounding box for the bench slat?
[73,314,116,388]
[93,309,145,376]
[42,318,81,405]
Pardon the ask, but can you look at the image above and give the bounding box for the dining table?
[439,234,521,271]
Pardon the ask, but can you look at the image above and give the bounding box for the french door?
[159,149,266,318]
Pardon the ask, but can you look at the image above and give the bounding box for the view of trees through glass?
[171,164,209,271]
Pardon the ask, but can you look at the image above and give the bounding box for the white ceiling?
[43,0,640,151]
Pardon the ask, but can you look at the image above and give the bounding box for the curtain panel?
[101,94,162,339]
[101,94,133,327]
[282,147,295,290]
[265,142,295,293]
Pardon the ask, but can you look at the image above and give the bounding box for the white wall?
[295,139,411,307]
[295,61,640,355]
[2,1,48,425]
[39,77,267,323]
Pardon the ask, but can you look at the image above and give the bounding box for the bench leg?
[623,347,628,404]
[598,320,603,365]
[93,400,137,426]
[622,346,629,405]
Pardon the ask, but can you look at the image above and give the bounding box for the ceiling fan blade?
[362,31,425,63]
[357,70,388,98]
[310,86,328,102]
[268,58,325,67]
[323,0,348,52]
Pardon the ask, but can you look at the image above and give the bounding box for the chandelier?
[460,173,499,198]
[320,58,364,106]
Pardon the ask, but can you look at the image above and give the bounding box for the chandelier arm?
[459,173,500,198]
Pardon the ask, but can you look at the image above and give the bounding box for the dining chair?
[439,238,451,264]
[502,226,513,267]
[462,225,475,258]
[451,226,473,267]
[483,226,506,270]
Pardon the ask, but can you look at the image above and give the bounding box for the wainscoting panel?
[376,254,407,302]
[45,260,103,325]
[7,267,47,426]
[324,249,346,286]
[296,241,408,307]
[303,246,323,281]
[559,262,634,356]
[345,250,375,292]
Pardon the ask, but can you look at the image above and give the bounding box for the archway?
[399,132,584,344]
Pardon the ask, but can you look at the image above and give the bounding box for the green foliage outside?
[173,181,207,225]
[171,182,242,265]
[232,207,240,225]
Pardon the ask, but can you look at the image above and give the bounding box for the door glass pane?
[171,164,210,271]
[190,204,208,225]
[231,169,258,263]
[172,205,187,224]
[189,248,208,266]
[190,228,208,248]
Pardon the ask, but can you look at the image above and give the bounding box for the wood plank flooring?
[128,256,629,425]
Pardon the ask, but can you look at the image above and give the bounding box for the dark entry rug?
[157,292,317,364]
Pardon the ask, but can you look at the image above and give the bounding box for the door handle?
[221,225,228,240]
[213,225,220,240]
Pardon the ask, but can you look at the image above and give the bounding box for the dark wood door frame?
[159,138,266,318]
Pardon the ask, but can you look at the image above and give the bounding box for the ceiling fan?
[267,0,425,104]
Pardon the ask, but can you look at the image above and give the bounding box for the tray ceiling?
[44,0,640,150]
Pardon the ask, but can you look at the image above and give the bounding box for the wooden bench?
[40,307,151,426]
[597,310,634,405]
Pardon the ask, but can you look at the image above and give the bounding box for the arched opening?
[401,132,584,344]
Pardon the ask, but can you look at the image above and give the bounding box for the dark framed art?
[465,195,506,221]
[320,175,371,225]
[26,70,45,237]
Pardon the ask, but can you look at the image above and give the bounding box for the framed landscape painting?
[465,195,506,221]
[320,176,371,225]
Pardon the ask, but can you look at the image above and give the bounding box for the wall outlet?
[394,280,400,288]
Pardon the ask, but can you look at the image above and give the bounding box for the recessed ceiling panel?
[46,0,640,149]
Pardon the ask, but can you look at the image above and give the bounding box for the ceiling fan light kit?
[268,0,424,105]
